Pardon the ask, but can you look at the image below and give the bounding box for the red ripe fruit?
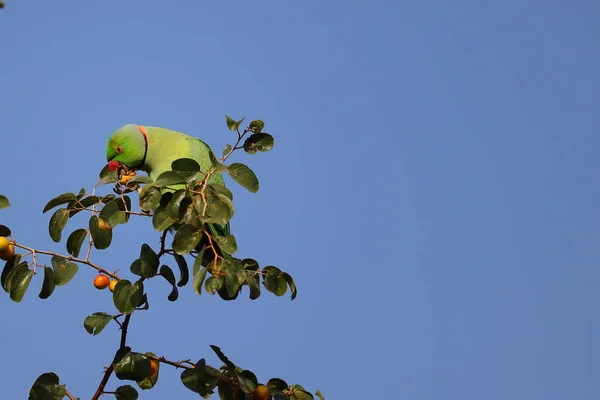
[108,160,120,172]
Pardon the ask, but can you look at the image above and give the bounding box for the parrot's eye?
[115,146,123,155]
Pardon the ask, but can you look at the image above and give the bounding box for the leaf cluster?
[0,117,321,399]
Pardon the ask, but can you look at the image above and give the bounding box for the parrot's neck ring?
[137,125,149,169]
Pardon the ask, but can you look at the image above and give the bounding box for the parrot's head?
[106,124,148,172]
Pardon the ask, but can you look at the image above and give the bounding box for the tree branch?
[64,388,76,400]
[13,243,120,280]
[91,313,132,400]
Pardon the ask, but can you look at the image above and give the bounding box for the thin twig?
[147,355,195,370]
[219,128,250,163]
[203,228,222,265]
[157,229,169,258]
[85,186,99,261]
[13,243,119,280]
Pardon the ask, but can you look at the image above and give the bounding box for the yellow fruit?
[120,170,136,184]
[0,236,9,251]
[149,359,159,377]
[0,242,15,261]
[109,279,118,292]
[93,275,110,289]
[252,385,270,400]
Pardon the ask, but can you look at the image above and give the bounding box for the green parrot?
[105,123,230,263]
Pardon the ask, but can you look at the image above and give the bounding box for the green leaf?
[115,385,139,400]
[0,224,10,236]
[281,272,297,300]
[136,352,159,390]
[225,115,236,130]
[102,194,117,204]
[214,235,237,255]
[48,208,69,242]
[112,279,144,314]
[217,381,235,400]
[267,378,288,391]
[226,163,259,193]
[81,195,102,207]
[290,389,315,400]
[222,259,245,298]
[180,364,220,397]
[98,164,110,179]
[130,244,159,278]
[222,144,232,158]
[166,190,187,219]
[51,256,79,286]
[226,115,245,131]
[9,266,33,302]
[152,206,177,232]
[0,194,10,210]
[207,183,233,200]
[242,258,259,270]
[29,372,66,400]
[204,276,224,294]
[173,253,189,287]
[99,167,119,185]
[83,312,115,335]
[66,229,88,258]
[245,272,261,300]
[172,158,201,172]
[159,265,179,302]
[263,266,287,297]
[316,390,325,400]
[180,198,199,227]
[272,391,289,400]
[1,254,21,292]
[4,260,27,293]
[126,175,153,187]
[99,200,127,228]
[192,264,208,295]
[172,224,202,255]
[237,370,258,394]
[89,215,113,250]
[43,192,77,213]
[117,195,132,219]
[154,171,189,187]
[113,351,152,382]
[208,150,222,170]
[209,345,236,369]
[139,185,161,211]
[67,195,102,218]
[243,132,275,154]
[193,185,235,225]
[249,119,265,133]
[38,266,56,299]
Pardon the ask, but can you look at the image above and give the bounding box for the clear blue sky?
[1,1,599,399]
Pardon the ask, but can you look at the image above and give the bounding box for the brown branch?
[64,387,76,400]
[91,313,132,400]
[147,355,195,370]
[219,128,250,163]
[203,228,222,265]
[157,229,169,258]
[12,243,120,280]
[124,210,152,217]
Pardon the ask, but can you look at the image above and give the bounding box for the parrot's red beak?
[108,160,121,172]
